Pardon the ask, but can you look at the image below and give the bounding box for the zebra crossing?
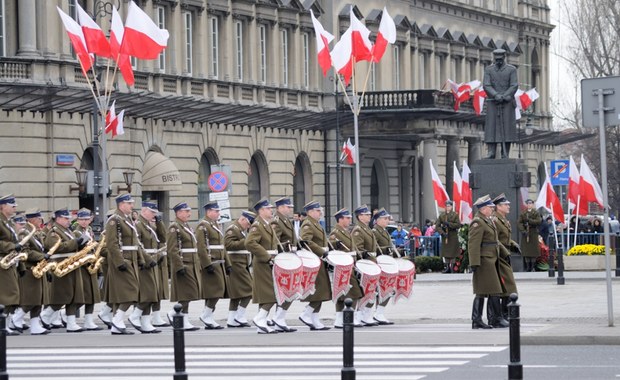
[7,345,507,379]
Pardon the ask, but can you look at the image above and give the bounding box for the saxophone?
[0,222,36,270]
[31,235,61,279]
[87,234,106,275]
[53,239,98,278]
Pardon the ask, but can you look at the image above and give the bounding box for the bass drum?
[376,255,399,303]
[272,253,303,304]
[355,259,381,308]
[325,251,354,303]
[296,249,321,299]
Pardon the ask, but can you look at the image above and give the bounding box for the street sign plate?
[208,171,229,192]
[209,191,229,201]
[550,160,569,186]
[217,200,230,209]
[581,76,620,128]
[218,209,232,224]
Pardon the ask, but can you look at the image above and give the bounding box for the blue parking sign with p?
[550,160,570,186]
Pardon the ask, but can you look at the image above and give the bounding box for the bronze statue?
[482,49,518,159]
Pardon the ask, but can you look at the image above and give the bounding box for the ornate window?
[234,20,243,81]
[302,32,310,88]
[281,29,289,86]
[258,24,267,84]
[210,16,219,78]
[156,6,166,72]
[183,11,193,74]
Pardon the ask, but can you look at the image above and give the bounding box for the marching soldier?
[372,208,397,325]
[491,194,518,327]
[42,208,90,332]
[468,195,505,329]
[150,207,169,328]
[73,208,103,331]
[435,200,461,273]
[224,210,256,328]
[245,199,279,334]
[518,199,542,271]
[0,195,22,335]
[328,208,363,328]
[196,202,231,330]
[298,201,331,331]
[167,202,201,331]
[131,201,165,333]
[97,209,116,328]
[350,205,379,326]
[105,194,143,335]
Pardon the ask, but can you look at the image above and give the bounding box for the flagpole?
[351,57,361,206]
[573,196,580,248]
[434,200,439,219]
[357,62,374,115]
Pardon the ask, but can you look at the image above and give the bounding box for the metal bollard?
[615,236,620,277]
[507,293,522,380]
[0,304,8,380]
[172,303,188,380]
[556,247,565,285]
[341,298,355,380]
[547,237,555,277]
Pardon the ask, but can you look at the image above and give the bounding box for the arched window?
[293,153,313,212]
[197,148,219,219]
[531,48,540,113]
[248,152,269,208]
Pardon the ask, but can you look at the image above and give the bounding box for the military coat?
[435,211,461,259]
[329,224,362,300]
[197,218,230,299]
[518,209,542,258]
[271,212,297,249]
[44,222,85,305]
[299,217,331,302]
[18,227,49,306]
[373,225,399,258]
[494,214,518,295]
[135,215,164,303]
[167,218,201,302]
[73,225,101,305]
[105,211,143,304]
[351,222,378,262]
[482,62,518,143]
[153,220,169,299]
[0,213,21,306]
[245,217,278,305]
[467,212,504,296]
[224,220,253,299]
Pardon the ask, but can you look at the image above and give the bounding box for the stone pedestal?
[470,158,531,272]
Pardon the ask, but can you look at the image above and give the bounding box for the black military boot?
[485,143,496,159]
[472,297,492,329]
[489,297,509,328]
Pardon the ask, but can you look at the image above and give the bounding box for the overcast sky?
[548,0,575,128]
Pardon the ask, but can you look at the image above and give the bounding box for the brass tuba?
[0,222,36,270]
[31,235,61,279]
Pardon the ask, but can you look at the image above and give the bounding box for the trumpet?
[87,234,106,275]
[32,236,62,279]
[53,239,98,278]
[0,222,36,270]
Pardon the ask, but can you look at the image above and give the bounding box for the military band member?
[492,194,518,327]
[272,197,297,250]
[0,195,22,335]
[42,208,90,333]
[196,202,231,330]
[130,201,165,333]
[245,199,279,334]
[224,210,256,328]
[435,200,462,273]
[298,201,331,331]
[150,207,170,328]
[350,205,379,326]
[167,202,201,331]
[97,209,116,328]
[73,208,103,331]
[518,199,542,271]
[468,195,505,329]
[328,208,363,328]
[372,208,396,325]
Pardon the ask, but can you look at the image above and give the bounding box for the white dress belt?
[180,248,198,253]
[209,245,225,250]
[227,250,251,255]
[121,246,139,251]
[267,250,278,256]
[143,248,158,254]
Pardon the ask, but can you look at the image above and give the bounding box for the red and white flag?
[349,8,373,62]
[76,3,111,58]
[473,88,487,116]
[519,88,539,110]
[371,7,396,63]
[579,155,604,208]
[340,138,356,165]
[535,168,565,224]
[310,10,334,77]
[105,101,125,138]
[121,1,169,60]
[567,155,588,215]
[429,159,449,208]
[452,161,462,214]
[447,79,480,111]
[460,160,473,223]
[57,7,93,75]
[331,27,354,85]
[110,7,135,86]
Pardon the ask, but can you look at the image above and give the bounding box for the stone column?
[400,149,416,223]
[445,137,460,199]
[422,140,438,221]
[467,138,481,162]
[17,0,39,56]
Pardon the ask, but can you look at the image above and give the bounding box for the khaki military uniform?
[495,214,518,295]
[373,225,399,258]
[435,211,461,258]
[0,214,21,307]
[44,223,85,305]
[467,213,504,296]
[135,215,165,303]
[518,209,542,258]
[224,221,253,300]
[271,211,297,249]
[167,218,201,302]
[73,225,101,305]
[197,218,230,299]
[351,221,378,262]
[329,225,362,300]
[300,217,331,302]
[19,228,49,306]
[105,211,143,304]
[245,217,277,305]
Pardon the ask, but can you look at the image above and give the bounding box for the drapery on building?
[0,0,582,228]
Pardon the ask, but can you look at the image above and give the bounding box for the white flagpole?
[434,200,440,219]
[573,195,580,248]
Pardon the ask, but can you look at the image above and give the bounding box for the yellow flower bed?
[566,244,609,256]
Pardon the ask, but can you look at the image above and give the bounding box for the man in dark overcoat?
[518,199,542,271]
[435,200,461,273]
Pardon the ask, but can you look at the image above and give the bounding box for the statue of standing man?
[483,49,518,159]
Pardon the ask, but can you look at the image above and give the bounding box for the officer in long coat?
[245,199,279,334]
[167,202,201,331]
[435,200,461,273]
[372,208,397,325]
[298,200,332,331]
[224,210,256,328]
[328,208,363,328]
[96,209,115,328]
[483,48,519,159]
[518,199,542,271]
[468,195,505,329]
[0,195,23,335]
[350,204,379,326]
[197,201,231,330]
[131,201,165,333]
[492,194,518,325]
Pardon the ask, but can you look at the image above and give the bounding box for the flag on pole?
[429,159,450,208]
[473,88,487,116]
[519,88,539,110]
[452,161,462,214]
[579,154,604,208]
[121,1,169,59]
[535,166,565,224]
[310,10,334,77]
[76,3,111,57]
[110,7,135,86]
[349,8,373,62]
[57,7,93,75]
[339,138,356,165]
[446,79,480,111]
[371,7,396,63]
[105,101,125,138]
[330,27,354,85]
[460,160,473,223]
[567,155,588,215]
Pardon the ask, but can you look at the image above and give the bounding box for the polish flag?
[429,159,449,208]
[371,7,396,63]
[105,101,125,138]
[519,88,539,110]
[57,7,93,75]
[310,10,334,77]
[331,27,354,85]
[121,1,169,60]
[110,7,135,86]
[452,161,462,214]
[579,155,604,208]
[349,8,373,62]
[535,168,565,224]
[340,138,356,165]
[76,3,111,58]
[446,79,462,110]
[457,80,481,102]
[473,88,487,116]
[460,160,473,223]
[567,155,588,215]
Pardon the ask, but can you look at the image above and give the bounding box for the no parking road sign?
[550,160,569,186]
[208,171,229,192]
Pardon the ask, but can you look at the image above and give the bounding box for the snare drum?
[325,251,354,303]
[272,253,303,304]
[296,249,321,299]
[355,259,381,307]
[393,258,416,303]
[376,255,399,303]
